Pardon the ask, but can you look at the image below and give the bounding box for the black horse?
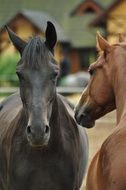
[0,22,88,190]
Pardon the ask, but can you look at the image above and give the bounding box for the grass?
[0,53,20,86]
[0,92,13,97]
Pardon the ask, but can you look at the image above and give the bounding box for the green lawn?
[0,53,20,86]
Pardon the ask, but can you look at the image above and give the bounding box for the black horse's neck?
[49,93,79,150]
[49,94,63,148]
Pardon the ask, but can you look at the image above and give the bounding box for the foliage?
[0,53,20,86]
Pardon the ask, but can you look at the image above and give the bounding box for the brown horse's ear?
[96,32,111,52]
[45,21,57,53]
[5,25,27,55]
[118,33,125,43]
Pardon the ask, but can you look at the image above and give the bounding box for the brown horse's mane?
[88,42,126,73]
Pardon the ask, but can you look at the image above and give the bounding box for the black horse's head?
[6,22,59,148]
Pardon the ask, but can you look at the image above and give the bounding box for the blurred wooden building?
[0,0,125,73]
[0,10,69,63]
[91,0,126,43]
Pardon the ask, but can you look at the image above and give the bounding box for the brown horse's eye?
[104,51,107,58]
[89,69,94,76]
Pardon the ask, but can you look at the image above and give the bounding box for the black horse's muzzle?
[26,124,50,147]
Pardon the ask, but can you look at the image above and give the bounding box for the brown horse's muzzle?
[74,108,95,128]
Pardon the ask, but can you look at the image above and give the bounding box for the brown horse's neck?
[113,60,126,125]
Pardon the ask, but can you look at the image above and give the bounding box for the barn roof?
[70,0,103,16]
[65,14,98,48]
[0,0,116,48]
[94,0,115,9]
[91,0,125,26]
[0,10,68,43]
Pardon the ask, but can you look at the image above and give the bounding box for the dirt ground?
[67,94,116,190]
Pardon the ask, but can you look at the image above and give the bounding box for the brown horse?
[0,22,88,190]
[75,33,126,190]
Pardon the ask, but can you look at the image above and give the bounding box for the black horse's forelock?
[21,36,49,69]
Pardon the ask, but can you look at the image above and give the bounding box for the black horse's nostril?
[27,125,31,134]
[26,124,50,146]
[45,125,50,134]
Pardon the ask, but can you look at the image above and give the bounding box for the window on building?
[79,49,96,70]
[84,7,96,14]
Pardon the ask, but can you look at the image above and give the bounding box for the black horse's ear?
[5,25,27,55]
[45,21,57,53]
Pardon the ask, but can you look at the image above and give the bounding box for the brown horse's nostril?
[75,110,81,121]
[27,125,31,134]
[80,113,85,121]
[45,125,50,134]
[75,111,86,124]
[75,111,79,121]
[78,114,84,124]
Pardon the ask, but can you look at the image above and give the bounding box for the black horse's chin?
[28,140,49,149]
[27,134,50,148]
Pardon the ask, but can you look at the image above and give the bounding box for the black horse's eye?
[50,72,58,80]
[16,71,25,80]
[53,72,58,78]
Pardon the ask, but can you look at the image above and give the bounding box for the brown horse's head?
[75,33,126,128]
[6,22,59,147]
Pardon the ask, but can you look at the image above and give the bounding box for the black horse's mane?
[20,36,50,69]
